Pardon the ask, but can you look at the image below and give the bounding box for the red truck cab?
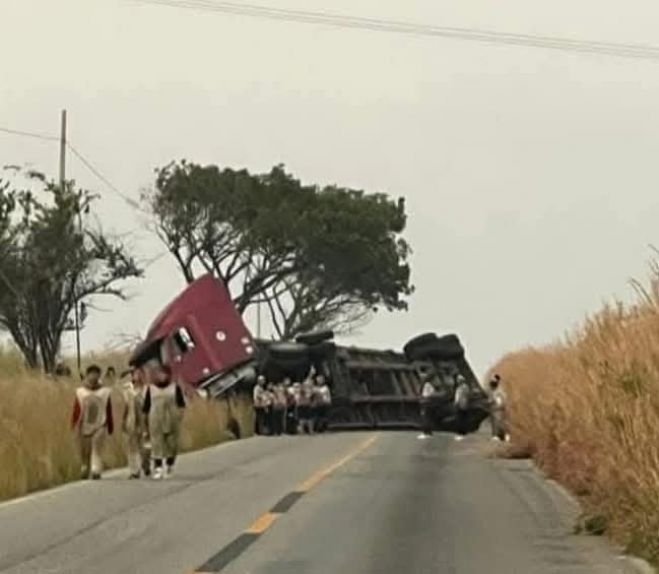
[129,274,257,397]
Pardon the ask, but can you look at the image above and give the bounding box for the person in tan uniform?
[71,365,114,480]
[488,374,509,442]
[143,364,186,480]
[253,376,268,435]
[263,382,275,435]
[122,367,149,479]
[298,377,314,435]
[271,379,288,436]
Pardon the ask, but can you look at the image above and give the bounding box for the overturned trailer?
[257,332,489,433]
[130,274,489,434]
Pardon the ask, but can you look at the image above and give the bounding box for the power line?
[66,142,142,210]
[129,0,659,61]
[0,126,59,142]
[0,123,150,218]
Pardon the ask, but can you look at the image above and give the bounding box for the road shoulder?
[482,437,656,574]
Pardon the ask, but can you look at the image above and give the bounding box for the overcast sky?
[2,0,659,376]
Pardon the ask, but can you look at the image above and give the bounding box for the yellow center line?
[297,434,378,493]
[245,512,280,534]
[188,434,379,573]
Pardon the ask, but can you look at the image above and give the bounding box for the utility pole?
[59,110,82,375]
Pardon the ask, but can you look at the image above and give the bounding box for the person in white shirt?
[298,377,314,434]
[314,375,332,433]
[418,377,436,440]
[70,365,114,480]
[121,367,149,479]
[488,374,509,441]
[142,364,186,479]
[252,376,268,435]
[271,380,288,436]
[453,375,470,441]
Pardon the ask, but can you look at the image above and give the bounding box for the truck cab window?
[173,327,196,354]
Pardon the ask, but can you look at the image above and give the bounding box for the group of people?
[70,362,187,481]
[252,373,332,436]
[418,372,509,442]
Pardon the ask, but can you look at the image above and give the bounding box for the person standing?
[418,376,436,440]
[71,365,114,480]
[298,377,314,434]
[263,382,276,436]
[143,364,186,480]
[488,374,509,442]
[271,380,288,436]
[253,376,268,435]
[453,374,470,441]
[286,381,300,434]
[122,367,149,479]
[314,375,332,433]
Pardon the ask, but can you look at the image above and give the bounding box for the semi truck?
[129,274,489,433]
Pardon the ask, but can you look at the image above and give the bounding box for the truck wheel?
[403,332,438,359]
[405,333,465,361]
[295,330,335,345]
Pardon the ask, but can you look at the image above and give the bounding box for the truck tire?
[261,343,311,381]
[268,342,309,361]
[295,330,335,345]
[433,334,465,360]
[403,332,439,360]
[405,333,465,362]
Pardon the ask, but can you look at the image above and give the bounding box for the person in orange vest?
[71,365,114,480]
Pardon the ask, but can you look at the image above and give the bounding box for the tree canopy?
[0,170,142,372]
[147,160,413,339]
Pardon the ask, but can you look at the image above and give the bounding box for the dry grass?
[490,277,659,564]
[0,347,254,503]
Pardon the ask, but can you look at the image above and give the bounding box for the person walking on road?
[418,376,436,440]
[143,364,186,480]
[71,365,114,480]
[453,374,470,441]
[121,367,149,479]
[488,374,509,442]
[253,376,268,435]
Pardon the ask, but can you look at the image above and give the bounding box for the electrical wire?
[0,126,58,142]
[66,142,143,211]
[128,0,659,61]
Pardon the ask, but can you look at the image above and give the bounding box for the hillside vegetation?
[492,276,659,565]
[0,348,253,503]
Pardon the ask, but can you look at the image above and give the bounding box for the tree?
[146,161,413,339]
[261,188,412,337]
[0,170,142,372]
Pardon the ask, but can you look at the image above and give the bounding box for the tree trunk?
[9,328,39,370]
[39,331,61,375]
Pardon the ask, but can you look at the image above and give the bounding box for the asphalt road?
[0,431,644,574]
